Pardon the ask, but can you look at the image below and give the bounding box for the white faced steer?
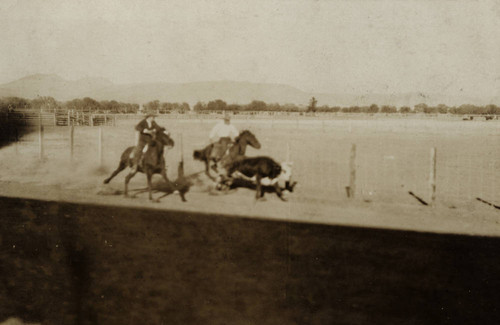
[226,156,295,201]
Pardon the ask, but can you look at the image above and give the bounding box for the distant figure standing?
[209,113,239,161]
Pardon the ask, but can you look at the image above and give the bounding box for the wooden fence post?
[429,147,437,206]
[90,114,94,127]
[98,127,103,167]
[347,144,356,198]
[39,125,44,160]
[38,111,44,160]
[180,133,184,162]
[69,125,74,161]
[178,133,184,177]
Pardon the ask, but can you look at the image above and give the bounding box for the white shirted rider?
[209,113,239,173]
[209,113,239,144]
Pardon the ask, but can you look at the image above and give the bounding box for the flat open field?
[0,116,499,235]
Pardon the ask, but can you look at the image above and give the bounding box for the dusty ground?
[0,116,498,236]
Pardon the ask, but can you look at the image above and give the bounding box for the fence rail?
[5,109,500,126]
[5,110,117,126]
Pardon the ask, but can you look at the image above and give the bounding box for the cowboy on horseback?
[209,112,239,164]
[131,113,165,171]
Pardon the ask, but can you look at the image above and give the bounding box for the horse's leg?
[124,170,137,197]
[204,161,210,178]
[205,160,216,181]
[103,161,126,184]
[147,169,153,201]
[146,169,156,202]
[161,164,170,184]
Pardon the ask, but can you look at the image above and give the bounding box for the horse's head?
[157,128,175,148]
[237,130,261,149]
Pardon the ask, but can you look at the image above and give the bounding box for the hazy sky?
[1,0,499,97]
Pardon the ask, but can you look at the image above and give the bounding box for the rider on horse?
[209,112,239,163]
[131,113,165,171]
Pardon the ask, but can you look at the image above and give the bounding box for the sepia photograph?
[1,0,499,324]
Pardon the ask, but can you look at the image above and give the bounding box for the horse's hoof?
[103,179,109,184]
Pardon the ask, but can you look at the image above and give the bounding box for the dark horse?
[103,129,175,201]
[193,130,261,180]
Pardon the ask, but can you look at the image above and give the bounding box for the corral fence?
[5,109,500,126]
[6,109,117,127]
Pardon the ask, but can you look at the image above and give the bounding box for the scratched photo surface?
[1,1,499,324]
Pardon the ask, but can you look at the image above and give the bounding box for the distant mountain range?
[0,73,496,107]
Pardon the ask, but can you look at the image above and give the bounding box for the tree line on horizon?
[1,96,499,115]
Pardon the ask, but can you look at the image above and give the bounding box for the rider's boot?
[132,145,147,172]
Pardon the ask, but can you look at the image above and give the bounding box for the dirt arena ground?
[0,116,499,235]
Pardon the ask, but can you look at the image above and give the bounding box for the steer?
[225,156,290,201]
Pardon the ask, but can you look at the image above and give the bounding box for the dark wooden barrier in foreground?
[1,196,499,324]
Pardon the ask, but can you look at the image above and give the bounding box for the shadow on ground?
[1,195,500,325]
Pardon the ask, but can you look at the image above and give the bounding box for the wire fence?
[2,116,499,208]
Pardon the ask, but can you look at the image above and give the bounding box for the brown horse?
[103,129,174,201]
[193,130,261,180]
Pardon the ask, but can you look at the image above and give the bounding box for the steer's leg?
[274,183,287,201]
[255,174,263,200]
[179,191,187,202]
